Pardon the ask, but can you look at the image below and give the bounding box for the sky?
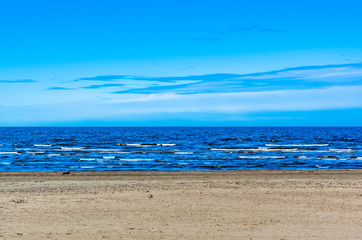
[0,0,362,126]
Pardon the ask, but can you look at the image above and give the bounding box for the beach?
[0,170,361,239]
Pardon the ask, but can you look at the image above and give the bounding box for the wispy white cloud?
[104,85,362,113]
[1,85,361,125]
[76,75,130,81]
[1,63,362,125]
[237,65,362,81]
[82,84,124,89]
[46,87,76,90]
[0,79,36,83]
[110,93,181,103]
[70,63,362,95]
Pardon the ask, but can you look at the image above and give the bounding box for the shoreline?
[1,170,361,239]
[1,169,362,180]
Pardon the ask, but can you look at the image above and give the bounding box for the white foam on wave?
[103,156,116,159]
[89,149,131,154]
[174,152,193,154]
[238,156,261,159]
[321,157,339,160]
[178,163,190,165]
[161,143,176,146]
[87,149,121,152]
[125,143,142,147]
[48,154,61,157]
[0,162,12,164]
[123,143,176,147]
[58,147,84,151]
[34,144,53,147]
[265,144,329,147]
[322,158,349,161]
[315,165,331,169]
[238,156,285,159]
[302,150,328,153]
[29,151,45,154]
[211,147,355,153]
[118,158,155,162]
[328,149,355,153]
[211,148,298,152]
[0,151,21,155]
[79,158,97,161]
[210,148,240,152]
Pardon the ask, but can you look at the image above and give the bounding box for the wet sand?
[0,170,361,239]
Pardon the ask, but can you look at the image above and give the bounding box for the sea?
[0,127,361,172]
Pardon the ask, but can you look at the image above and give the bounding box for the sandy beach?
[0,170,361,239]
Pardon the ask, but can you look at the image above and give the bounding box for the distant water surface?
[0,127,361,171]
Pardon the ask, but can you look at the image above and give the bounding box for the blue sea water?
[0,127,361,171]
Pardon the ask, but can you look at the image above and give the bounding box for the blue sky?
[0,0,361,126]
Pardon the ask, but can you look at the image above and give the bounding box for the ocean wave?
[0,151,21,155]
[210,148,298,152]
[265,144,329,147]
[320,156,340,160]
[328,149,355,153]
[119,143,176,147]
[34,144,53,147]
[96,160,115,163]
[315,165,331,169]
[210,148,243,152]
[0,127,360,171]
[118,158,155,162]
[161,143,176,146]
[86,149,121,152]
[48,154,61,157]
[210,147,355,153]
[238,156,286,159]
[29,151,45,155]
[58,147,84,151]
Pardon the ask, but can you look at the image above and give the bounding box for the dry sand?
[0,170,361,239]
